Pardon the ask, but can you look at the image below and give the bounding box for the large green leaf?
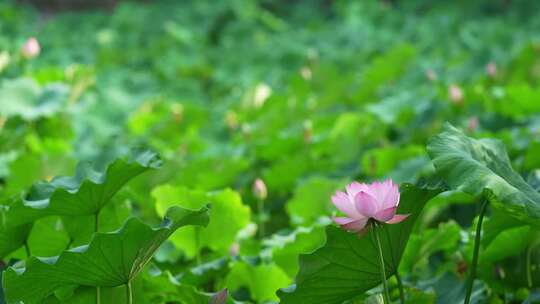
[427,123,540,225]
[4,150,161,227]
[361,145,424,177]
[142,267,240,304]
[399,221,461,273]
[152,185,251,257]
[286,177,347,226]
[0,224,31,259]
[0,78,68,121]
[353,44,416,103]
[2,206,209,304]
[226,261,291,303]
[0,198,32,259]
[263,225,327,278]
[26,216,70,257]
[278,184,441,304]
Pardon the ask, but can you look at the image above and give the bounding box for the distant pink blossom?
[21,37,40,59]
[486,62,497,77]
[332,180,408,236]
[467,116,479,131]
[448,84,464,104]
[425,69,437,82]
[229,243,240,257]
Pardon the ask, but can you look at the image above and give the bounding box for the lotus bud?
[467,116,479,131]
[21,37,40,59]
[448,84,464,104]
[486,62,497,77]
[229,243,240,257]
[425,69,437,82]
[253,178,267,201]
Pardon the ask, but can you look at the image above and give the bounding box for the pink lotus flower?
[21,37,40,59]
[331,180,408,235]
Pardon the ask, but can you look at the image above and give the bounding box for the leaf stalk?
[126,280,133,304]
[395,270,405,304]
[373,221,391,304]
[464,199,488,304]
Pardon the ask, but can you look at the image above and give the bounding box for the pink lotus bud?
[331,180,409,236]
[425,69,437,82]
[467,116,479,131]
[252,178,267,200]
[448,84,464,104]
[486,62,497,77]
[21,37,40,59]
[229,243,240,257]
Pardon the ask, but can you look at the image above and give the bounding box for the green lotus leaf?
[427,123,540,225]
[2,206,209,304]
[5,150,161,227]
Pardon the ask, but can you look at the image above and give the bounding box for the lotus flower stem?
[257,198,265,238]
[527,245,533,288]
[95,211,100,233]
[373,221,390,304]
[464,200,488,304]
[395,271,405,304]
[526,241,539,288]
[195,227,202,265]
[126,281,133,304]
[95,211,101,304]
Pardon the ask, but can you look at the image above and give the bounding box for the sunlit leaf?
[5,150,161,227]
[153,185,251,257]
[285,176,347,226]
[226,261,290,303]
